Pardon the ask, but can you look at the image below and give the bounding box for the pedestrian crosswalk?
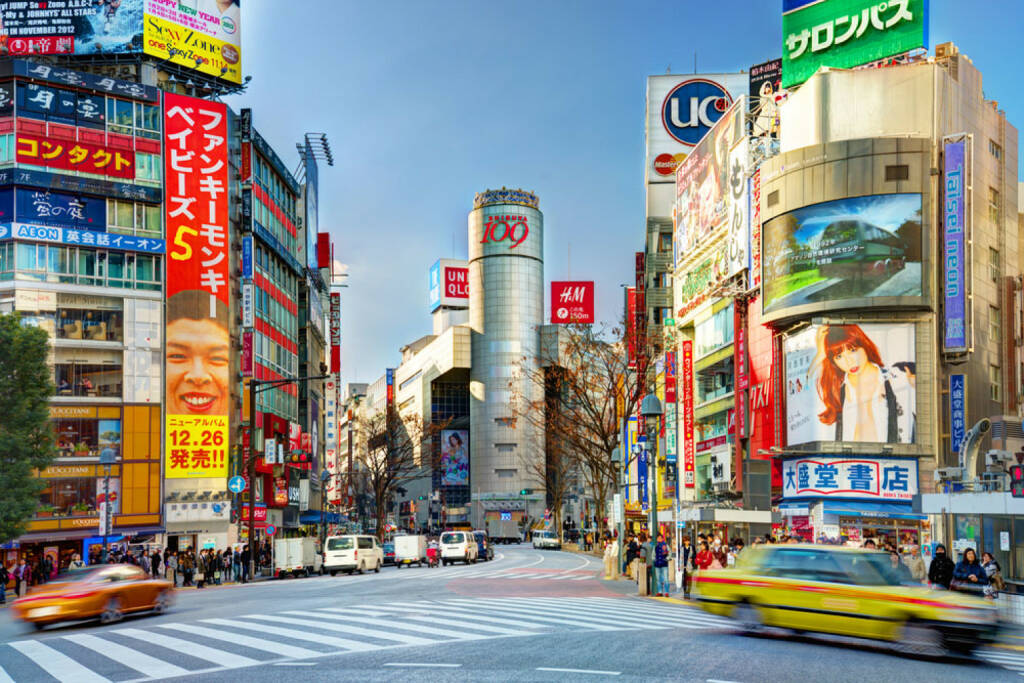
[0,596,729,681]
[389,565,599,581]
[978,648,1024,676]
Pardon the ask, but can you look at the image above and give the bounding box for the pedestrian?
[42,554,53,583]
[951,547,987,596]
[623,534,639,577]
[151,549,162,579]
[241,544,250,583]
[680,535,695,599]
[0,562,8,604]
[888,550,912,583]
[224,548,234,583]
[694,541,714,571]
[928,543,955,589]
[68,553,85,570]
[196,550,207,589]
[166,551,178,585]
[13,559,28,597]
[653,534,670,597]
[710,537,726,570]
[981,552,1004,599]
[863,539,877,549]
[904,545,926,582]
[139,551,151,575]
[181,550,194,587]
[602,531,618,579]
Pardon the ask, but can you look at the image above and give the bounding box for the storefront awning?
[298,510,343,524]
[821,501,926,521]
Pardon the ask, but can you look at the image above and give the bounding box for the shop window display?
[57,308,123,342]
[54,418,120,458]
[55,362,122,397]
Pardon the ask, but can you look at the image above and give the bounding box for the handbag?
[214,571,221,579]
[195,571,205,581]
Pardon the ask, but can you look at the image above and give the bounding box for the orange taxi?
[11,564,174,630]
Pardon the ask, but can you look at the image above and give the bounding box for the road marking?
[62,633,190,679]
[708,679,745,683]
[273,662,318,666]
[384,663,462,668]
[8,640,110,683]
[524,598,707,628]
[310,610,488,641]
[484,599,670,630]
[202,617,378,651]
[562,553,594,572]
[159,622,321,660]
[446,598,632,631]
[113,628,259,669]
[537,667,620,676]
[0,665,13,683]
[373,602,554,631]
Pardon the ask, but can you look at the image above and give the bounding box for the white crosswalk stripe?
[0,595,725,681]
[978,650,1024,674]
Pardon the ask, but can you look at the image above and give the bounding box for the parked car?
[323,534,384,575]
[473,530,494,561]
[532,529,561,550]
[440,531,478,565]
[382,542,396,565]
[12,565,173,630]
[694,544,999,656]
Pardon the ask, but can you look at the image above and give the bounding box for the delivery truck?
[486,517,521,544]
[393,534,428,567]
[274,537,322,578]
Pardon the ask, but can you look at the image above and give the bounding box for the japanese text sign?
[943,140,967,351]
[330,292,341,373]
[682,340,695,488]
[782,456,918,500]
[0,222,164,253]
[164,92,230,480]
[16,134,133,179]
[15,188,105,230]
[551,281,594,324]
[782,0,928,88]
[949,374,966,457]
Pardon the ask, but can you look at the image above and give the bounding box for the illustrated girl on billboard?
[809,324,915,443]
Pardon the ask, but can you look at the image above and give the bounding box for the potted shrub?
[73,441,90,457]
[36,504,55,518]
[71,502,91,516]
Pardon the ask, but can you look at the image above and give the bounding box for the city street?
[1,548,1024,681]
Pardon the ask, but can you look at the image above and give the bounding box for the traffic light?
[1010,465,1024,498]
[519,488,533,495]
[417,496,426,501]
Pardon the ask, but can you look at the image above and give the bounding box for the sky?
[228,0,1024,388]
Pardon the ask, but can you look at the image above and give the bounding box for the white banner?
[781,456,919,501]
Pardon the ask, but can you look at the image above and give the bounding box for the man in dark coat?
[928,543,955,588]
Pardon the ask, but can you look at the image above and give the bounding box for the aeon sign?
[481,214,529,249]
[662,79,732,146]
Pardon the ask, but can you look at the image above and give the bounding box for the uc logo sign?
[661,79,732,146]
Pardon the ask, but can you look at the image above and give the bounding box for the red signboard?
[163,93,230,481]
[682,340,695,488]
[240,141,252,183]
[665,351,677,404]
[626,287,637,368]
[747,293,782,487]
[551,281,594,324]
[445,266,469,300]
[317,233,331,269]
[751,169,762,289]
[734,302,748,493]
[240,505,267,522]
[242,330,253,377]
[16,133,134,179]
[329,292,341,373]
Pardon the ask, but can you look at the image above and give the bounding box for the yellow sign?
[165,414,229,478]
[144,14,242,84]
[50,406,97,419]
[37,464,120,478]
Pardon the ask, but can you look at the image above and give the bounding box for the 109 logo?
[481,214,529,249]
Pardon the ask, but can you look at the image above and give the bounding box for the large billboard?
[551,281,594,324]
[645,73,747,184]
[429,259,469,311]
[942,139,967,351]
[0,0,144,55]
[762,193,922,315]
[782,455,918,501]
[164,93,230,479]
[440,429,469,486]
[143,0,242,84]
[784,323,916,446]
[782,0,929,88]
[749,58,786,139]
[303,140,319,270]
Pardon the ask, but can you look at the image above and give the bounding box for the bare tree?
[359,408,449,540]
[510,319,652,535]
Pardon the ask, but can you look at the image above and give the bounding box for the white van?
[324,534,384,575]
[440,530,478,566]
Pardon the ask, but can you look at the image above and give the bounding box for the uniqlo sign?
[329,292,341,373]
[445,266,469,300]
[551,281,594,324]
[163,92,230,480]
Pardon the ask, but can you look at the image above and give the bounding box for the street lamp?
[611,446,624,578]
[99,447,116,563]
[319,469,331,550]
[640,393,663,545]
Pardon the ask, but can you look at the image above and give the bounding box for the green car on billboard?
[782,0,929,88]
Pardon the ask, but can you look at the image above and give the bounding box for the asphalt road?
[1,546,1023,681]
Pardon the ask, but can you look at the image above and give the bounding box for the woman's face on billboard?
[166,318,230,415]
[831,343,868,375]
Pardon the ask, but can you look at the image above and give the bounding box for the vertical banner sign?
[329,292,342,373]
[164,93,231,480]
[242,282,254,327]
[734,303,747,493]
[241,236,253,279]
[626,287,637,369]
[751,170,762,289]
[950,374,966,457]
[943,140,967,352]
[638,438,649,509]
[241,331,253,377]
[665,351,678,465]
[240,109,252,184]
[682,340,695,488]
[635,252,646,438]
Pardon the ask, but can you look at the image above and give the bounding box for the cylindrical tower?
[468,188,544,523]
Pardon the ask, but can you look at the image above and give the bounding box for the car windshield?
[384,543,394,552]
[832,551,906,586]
[50,567,96,584]
[442,533,465,543]
[536,531,553,538]
[327,538,354,551]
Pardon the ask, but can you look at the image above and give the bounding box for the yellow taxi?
[693,544,998,655]
[12,564,173,630]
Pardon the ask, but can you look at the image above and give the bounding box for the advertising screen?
[0,0,144,55]
[164,93,230,479]
[784,323,916,446]
[143,0,242,84]
[763,193,922,315]
[782,0,928,88]
[440,429,469,486]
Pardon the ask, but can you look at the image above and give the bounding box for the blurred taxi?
[694,544,998,655]
[12,564,173,630]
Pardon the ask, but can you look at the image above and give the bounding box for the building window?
[990,306,1001,342]
[990,247,1000,282]
[989,187,1000,224]
[134,102,160,139]
[57,306,123,342]
[106,98,134,134]
[135,152,161,183]
[54,360,122,398]
[54,417,121,458]
[991,364,1002,402]
[989,139,1002,160]
[107,200,161,237]
[0,133,13,163]
[37,477,100,518]
[885,165,909,181]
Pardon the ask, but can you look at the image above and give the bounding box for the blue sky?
[228,0,1023,387]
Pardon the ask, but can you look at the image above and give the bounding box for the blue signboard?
[16,188,105,230]
[429,260,441,310]
[0,223,164,253]
[950,374,966,457]
[0,168,161,203]
[242,235,253,279]
[304,139,319,271]
[638,441,649,509]
[943,140,967,351]
[661,78,732,147]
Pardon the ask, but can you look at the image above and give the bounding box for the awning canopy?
[298,510,344,524]
[821,501,926,521]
